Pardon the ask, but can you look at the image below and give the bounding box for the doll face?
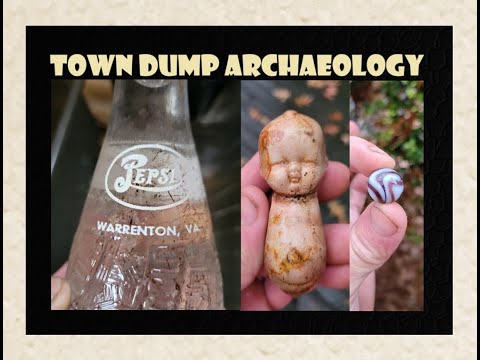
[263,128,325,195]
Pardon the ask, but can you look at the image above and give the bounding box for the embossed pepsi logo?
[105,144,188,210]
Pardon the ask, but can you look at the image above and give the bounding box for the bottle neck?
[106,80,193,148]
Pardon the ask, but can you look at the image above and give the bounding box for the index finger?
[350,136,395,177]
[241,153,269,192]
[350,120,360,137]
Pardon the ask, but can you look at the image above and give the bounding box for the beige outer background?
[4,0,477,358]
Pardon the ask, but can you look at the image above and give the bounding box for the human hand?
[241,152,350,310]
[51,262,71,310]
[349,121,407,311]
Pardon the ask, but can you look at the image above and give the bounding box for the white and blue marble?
[368,168,404,204]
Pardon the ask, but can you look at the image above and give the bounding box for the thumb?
[350,202,407,310]
[241,186,269,290]
[51,277,71,310]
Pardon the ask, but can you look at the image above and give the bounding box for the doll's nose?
[288,162,301,172]
[287,162,301,181]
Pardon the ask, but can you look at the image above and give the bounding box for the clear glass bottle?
[65,80,224,310]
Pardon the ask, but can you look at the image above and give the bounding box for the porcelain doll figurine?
[258,110,328,295]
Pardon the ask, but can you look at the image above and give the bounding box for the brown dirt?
[375,239,424,311]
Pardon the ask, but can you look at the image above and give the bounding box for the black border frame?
[28,26,452,334]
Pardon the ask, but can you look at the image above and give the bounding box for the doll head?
[258,110,328,196]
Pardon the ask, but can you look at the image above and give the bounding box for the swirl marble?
[367,168,404,204]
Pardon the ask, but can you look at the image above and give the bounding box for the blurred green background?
[351,80,424,311]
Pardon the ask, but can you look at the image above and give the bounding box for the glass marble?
[367,168,404,204]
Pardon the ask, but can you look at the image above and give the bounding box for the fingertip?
[242,185,270,221]
[326,161,350,181]
[241,153,269,192]
[264,278,293,310]
[350,136,396,176]
[324,224,349,265]
[317,161,350,202]
[241,281,269,311]
[241,185,270,290]
[350,120,360,136]
[316,265,349,289]
[350,173,368,194]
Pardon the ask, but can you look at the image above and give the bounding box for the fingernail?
[368,145,392,158]
[51,278,71,310]
[370,206,398,236]
[241,194,257,226]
